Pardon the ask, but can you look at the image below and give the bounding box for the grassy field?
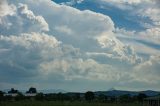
[0,101,142,106]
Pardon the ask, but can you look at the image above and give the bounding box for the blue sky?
[0,0,160,92]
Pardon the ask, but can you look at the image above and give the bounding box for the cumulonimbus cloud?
[0,0,159,90]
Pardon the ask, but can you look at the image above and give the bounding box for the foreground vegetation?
[0,101,142,106]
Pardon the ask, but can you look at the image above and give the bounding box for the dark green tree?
[0,91,4,102]
[8,88,18,94]
[26,87,37,93]
[85,91,95,101]
[137,93,147,102]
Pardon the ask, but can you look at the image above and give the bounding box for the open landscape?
[0,0,160,106]
[0,87,160,106]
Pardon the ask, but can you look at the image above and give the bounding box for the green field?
[0,101,142,106]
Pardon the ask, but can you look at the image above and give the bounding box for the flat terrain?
[0,101,142,106]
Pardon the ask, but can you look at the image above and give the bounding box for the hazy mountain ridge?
[94,90,160,97]
[2,88,159,97]
[38,89,67,94]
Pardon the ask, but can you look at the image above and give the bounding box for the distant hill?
[140,90,160,96]
[94,90,160,97]
[38,89,67,94]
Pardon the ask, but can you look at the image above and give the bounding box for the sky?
[0,0,160,92]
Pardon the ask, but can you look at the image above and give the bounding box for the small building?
[4,88,19,97]
[24,93,37,97]
[4,93,18,97]
[143,96,160,106]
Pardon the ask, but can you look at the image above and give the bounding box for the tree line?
[0,88,149,103]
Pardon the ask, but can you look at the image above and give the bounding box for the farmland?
[0,101,142,106]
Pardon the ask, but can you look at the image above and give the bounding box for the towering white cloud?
[0,33,60,79]
[0,2,49,35]
[0,0,16,17]
[17,3,49,32]
[20,0,141,64]
[0,0,159,90]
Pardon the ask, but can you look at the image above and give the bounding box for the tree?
[0,91,4,102]
[26,87,37,93]
[85,91,94,101]
[137,93,147,102]
[8,88,18,94]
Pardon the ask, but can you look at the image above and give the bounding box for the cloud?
[115,27,160,57]
[136,5,160,26]
[0,0,16,17]
[0,33,60,81]
[0,2,49,35]
[21,0,140,62]
[99,0,160,27]
[100,0,151,6]
[97,0,160,31]
[17,3,49,31]
[60,0,84,6]
[54,25,74,35]
[0,0,16,29]
[39,58,120,81]
[0,32,128,88]
[132,55,160,84]
[114,0,160,57]
[56,0,160,55]
[0,0,159,90]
